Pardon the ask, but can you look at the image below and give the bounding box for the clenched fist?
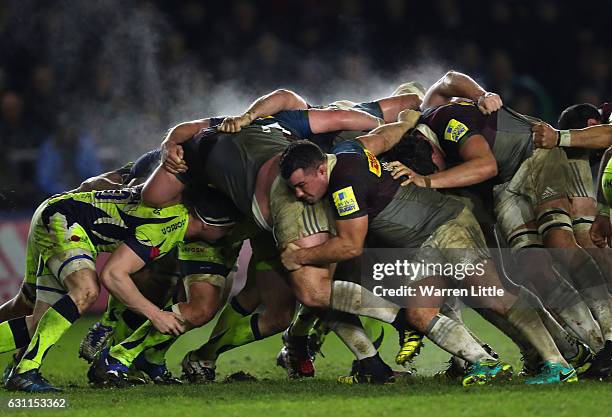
[477,92,503,115]
[397,109,421,128]
[532,122,558,149]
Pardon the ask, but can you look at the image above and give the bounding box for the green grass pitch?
[0,311,610,417]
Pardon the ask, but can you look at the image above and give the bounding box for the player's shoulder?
[334,144,381,178]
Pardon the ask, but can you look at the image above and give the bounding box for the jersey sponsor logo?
[363,148,381,177]
[94,189,135,202]
[444,119,469,142]
[332,186,360,216]
[260,122,292,136]
[161,219,186,235]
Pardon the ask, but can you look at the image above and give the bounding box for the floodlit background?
[0,0,610,302]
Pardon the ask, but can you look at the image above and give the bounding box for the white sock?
[331,281,400,324]
[426,314,494,364]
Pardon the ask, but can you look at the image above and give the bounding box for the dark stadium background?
[0,0,610,307]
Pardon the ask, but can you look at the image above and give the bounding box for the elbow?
[273,88,305,109]
[483,159,498,179]
[443,70,459,82]
[345,244,363,259]
[77,179,94,192]
[99,269,115,290]
[440,71,457,88]
[273,88,295,103]
[273,88,297,98]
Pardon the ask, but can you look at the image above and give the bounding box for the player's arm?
[390,134,498,189]
[74,159,136,192]
[99,243,185,335]
[376,94,422,122]
[74,173,124,192]
[281,216,368,270]
[591,146,612,247]
[307,108,384,134]
[423,70,502,115]
[161,118,213,173]
[219,89,309,133]
[532,122,612,149]
[141,164,184,207]
[356,109,421,155]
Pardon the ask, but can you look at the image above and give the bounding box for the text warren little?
[373,285,505,297]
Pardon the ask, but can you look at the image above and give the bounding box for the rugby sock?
[204,297,252,341]
[109,308,148,346]
[360,317,385,350]
[309,318,329,349]
[16,295,80,373]
[476,308,537,363]
[143,338,176,366]
[328,313,377,360]
[568,254,612,342]
[441,298,484,370]
[425,314,494,364]
[442,298,486,344]
[100,294,125,328]
[510,287,578,359]
[109,320,176,368]
[505,290,567,365]
[193,313,263,362]
[331,281,401,324]
[0,316,30,353]
[288,306,319,337]
[544,281,604,351]
[583,294,612,342]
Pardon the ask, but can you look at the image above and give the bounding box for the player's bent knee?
[180,303,217,328]
[293,288,327,309]
[69,284,99,312]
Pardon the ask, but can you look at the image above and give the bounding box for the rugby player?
[0,187,232,392]
[88,212,242,387]
[278,137,576,385]
[388,71,609,355]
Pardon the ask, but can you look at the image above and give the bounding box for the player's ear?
[317,162,326,176]
[587,118,600,127]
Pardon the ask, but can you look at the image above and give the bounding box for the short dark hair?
[279,140,326,179]
[558,103,601,129]
[380,130,438,176]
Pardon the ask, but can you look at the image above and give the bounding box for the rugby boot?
[280,329,315,378]
[79,322,113,363]
[338,353,395,385]
[462,359,513,386]
[134,353,181,385]
[525,361,577,384]
[395,328,424,366]
[581,340,612,380]
[181,351,216,383]
[5,369,61,393]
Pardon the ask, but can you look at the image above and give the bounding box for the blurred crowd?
[0,0,609,212]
